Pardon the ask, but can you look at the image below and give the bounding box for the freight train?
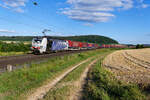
[31,37,99,54]
[100,44,127,48]
[31,36,127,54]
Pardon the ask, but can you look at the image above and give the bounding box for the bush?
[136,44,144,49]
[0,41,30,52]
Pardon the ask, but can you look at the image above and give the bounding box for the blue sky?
[0,0,150,44]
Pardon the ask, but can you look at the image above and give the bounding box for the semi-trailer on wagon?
[31,36,127,54]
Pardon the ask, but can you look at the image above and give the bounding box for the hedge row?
[0,41,31,52]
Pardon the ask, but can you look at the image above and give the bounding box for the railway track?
[0,49,94,72]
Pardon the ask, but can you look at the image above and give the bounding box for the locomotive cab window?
[33,38,42,43]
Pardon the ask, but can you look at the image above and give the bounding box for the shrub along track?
[0,50,94,72]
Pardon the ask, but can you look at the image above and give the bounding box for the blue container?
[51,40,68,51]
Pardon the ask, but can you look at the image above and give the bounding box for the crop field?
[0,48,148,100]
[103,48,150,87]
[2,41,31,45]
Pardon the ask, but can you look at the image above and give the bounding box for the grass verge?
[41,57,95,100]
[0,49,110,100]
[83,58,146,100]
[42,49,113,100]
[0,52,26,56]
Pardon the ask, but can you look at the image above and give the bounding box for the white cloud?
[61,0,149,23]
[0,0,28,13]
[14,7,25,13]
[0,3,9,9]
[83,23,93,26]
[137,0,150,8]
[0,29,16,33]
[141,4,149,8]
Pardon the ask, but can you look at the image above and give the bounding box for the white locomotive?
[31,37,69,54]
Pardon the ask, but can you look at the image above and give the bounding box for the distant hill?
[50,35,118,44]
[0,35,118,44]
[0,36,33,42]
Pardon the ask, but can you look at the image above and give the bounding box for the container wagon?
[31,37,98,54]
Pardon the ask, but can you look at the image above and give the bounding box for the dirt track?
[0,50,92,72]
[103,48,150,84]
[69,58,98,100]
[27,56,95,100]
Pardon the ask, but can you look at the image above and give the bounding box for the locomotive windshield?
[34,39,42,42]
[33,38,42,43]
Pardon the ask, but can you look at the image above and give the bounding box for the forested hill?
[51,35,118,44]
[0,35,118,44]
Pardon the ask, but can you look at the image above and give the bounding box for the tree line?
[50,35,119,44]
[0,35,119,44]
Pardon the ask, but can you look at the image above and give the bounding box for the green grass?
[0,52,26,56]
[42,49,114,100]
[0,49,109,100]
[42,58,95,100]
[2,41,31,44]
[83,58,146,100]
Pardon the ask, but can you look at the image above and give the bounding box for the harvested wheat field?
[103,48,150,85]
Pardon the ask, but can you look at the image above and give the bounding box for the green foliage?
[0,36,33,41]
[51,35,118,44]
[84,59,146,100]
[0,35,118,44]
[136,44,144,49]
[42,49,114,100]
[0,52,25,56]
[0,41,30,52]
[43,58,95,100]
[0,49,104,100]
